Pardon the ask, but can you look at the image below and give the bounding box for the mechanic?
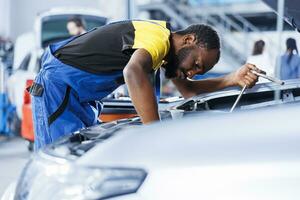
[30,20,262,150]
[66,16,86,36]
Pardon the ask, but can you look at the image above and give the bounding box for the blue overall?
[32,36,123,150]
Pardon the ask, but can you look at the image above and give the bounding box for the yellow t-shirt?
[126,20,171,70]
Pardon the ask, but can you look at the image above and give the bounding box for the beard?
[164,46,194,79]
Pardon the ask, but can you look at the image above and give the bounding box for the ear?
[183,34,197,45]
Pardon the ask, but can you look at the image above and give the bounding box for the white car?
[7,8,107,120]
[2,79,300,200]
[3,1,300,199]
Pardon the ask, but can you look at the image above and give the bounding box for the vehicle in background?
[34,8,107,49]
[7,50,42,123]
[6,8,107,134]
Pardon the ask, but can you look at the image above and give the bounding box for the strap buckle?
[28,82,44,97]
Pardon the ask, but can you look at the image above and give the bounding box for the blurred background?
[1,0,299,71]
[0,0,299,196]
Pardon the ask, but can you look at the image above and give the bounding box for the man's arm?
[172,63,261,99]
[123,48,159,124]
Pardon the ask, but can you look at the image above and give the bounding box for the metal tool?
[251,70,285,85]
[230,85,247,113]
[230,70,285,113]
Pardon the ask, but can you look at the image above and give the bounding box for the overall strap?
[48,86,71,125]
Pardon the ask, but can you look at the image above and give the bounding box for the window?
[41,15,107,48]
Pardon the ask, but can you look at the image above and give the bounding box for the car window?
[41,15,107,48]
[18,53,31,71]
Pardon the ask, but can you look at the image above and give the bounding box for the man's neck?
[164,33,181,63]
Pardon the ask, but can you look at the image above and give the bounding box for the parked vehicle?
[6,8,107,133]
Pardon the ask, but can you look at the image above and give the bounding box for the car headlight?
[14,152,147,200]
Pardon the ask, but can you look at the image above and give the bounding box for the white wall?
[98,0,152,21]
[0,0,11,38]
[98,0,127,21]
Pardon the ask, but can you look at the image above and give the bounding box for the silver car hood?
[76,103,300,169]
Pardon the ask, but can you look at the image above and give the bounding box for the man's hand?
[172,63,265,98]
[229,63,265,88]
[172,63,266,99]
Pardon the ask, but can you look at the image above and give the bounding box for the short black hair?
[175,24,220,49]
[68,16,86,29]
[252,40,265,55]
[286,37,298,53]
[286,37,298,64]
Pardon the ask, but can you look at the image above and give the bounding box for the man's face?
[67,22,82,36]
[165,45,220,79]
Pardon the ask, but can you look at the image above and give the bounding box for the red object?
[23,80,33,104]
[21,79,34,142]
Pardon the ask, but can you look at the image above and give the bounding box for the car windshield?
[41,15,106,48]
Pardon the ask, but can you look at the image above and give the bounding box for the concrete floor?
[0,136,31,196]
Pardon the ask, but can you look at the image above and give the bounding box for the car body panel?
[4,80,300,200]
[1,182,16,200]
[7,50,41,118]
[76,104,300,168]
[73,104,300,200]
[12,32,35,71]
[119,162,300,200]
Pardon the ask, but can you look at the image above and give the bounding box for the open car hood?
[174,79,300,112]
[262,0,300,31]
[44,79,300,159]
